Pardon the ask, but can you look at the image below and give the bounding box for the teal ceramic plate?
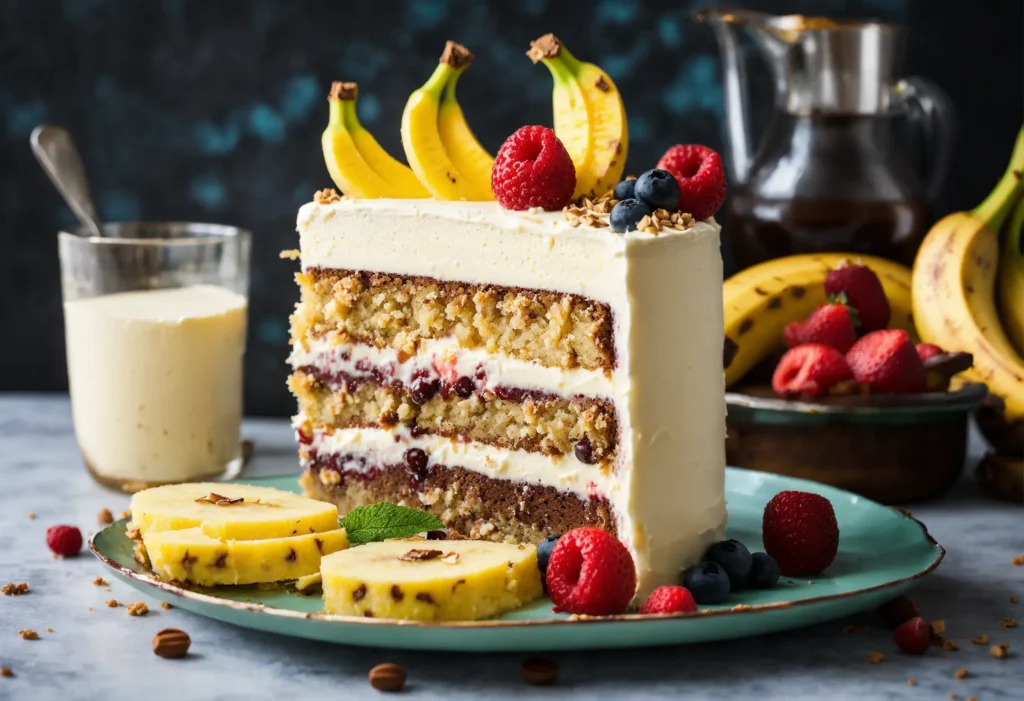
[90,468,943,652]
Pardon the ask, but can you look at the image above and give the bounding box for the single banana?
[401,42,488,201]
[723,253,916,388]
[998,194,1024,356]
[529,34,628,199]
[322,83,396,198]
[437,67,495,200]
[337,82,428,198]
[912,127,1024,421]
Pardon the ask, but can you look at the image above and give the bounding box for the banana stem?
[327,96,343,128]
[441,68,464,105]
[422,63,452,99]
[973,126,1024,231]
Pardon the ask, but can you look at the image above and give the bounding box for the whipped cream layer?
[304,424,617,501]
[296,198,728,600]
[289,335,613,399]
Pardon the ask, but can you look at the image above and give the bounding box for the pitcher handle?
[894,77,956,203]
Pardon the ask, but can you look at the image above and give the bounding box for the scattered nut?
[907,678,916,686]
[127,602,149,617]
[93,577,107,587]
[97,508,113,525]
[971,634,989,645]
[955,667,968,679]
[106,600,121,608]
[18,630,38,640]
[152,628,191,659]
[943,639,960,651]
[161,602,173,610]
[313,188,342,205]
[2,582,29,596]
[1012,554,1024,566]
[930,619,947,637]
[866,651,885,664]
[1003,617,1018,628]
[522,658,558,685]
[368,662,406,692]
[0,667,11,677]
[27,513,35,520]
[991,643,1010,659]
[1010,595,1019,604]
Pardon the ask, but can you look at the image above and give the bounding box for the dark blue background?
[2,0,1021,415]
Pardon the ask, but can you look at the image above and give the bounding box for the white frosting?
[304,424,617,502]
[289,335,613,399]
[296,198,727,600]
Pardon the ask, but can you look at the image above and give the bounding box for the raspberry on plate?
[655,144,727,220]
[46,525,83,557]
[784,302,858,353]
[545,527,636,616]
[639,585,697,615]
[771,343,853,398]
[490,125,576,211]
[846,329,927,394]
[824,262,891,332]
[762,490,839,576]
[894,616,931,654]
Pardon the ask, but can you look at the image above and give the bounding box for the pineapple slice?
[320,539,543,621]
[144,527,348,586]
[129,483,338,541]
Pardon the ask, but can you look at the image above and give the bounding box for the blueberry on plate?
[704,539,753,591]
[537,533,561,580]
[749,552,780,589]
[681,561,731,604]
[633,169,680,211]
[613,178,637,201]
[609,198,652,233]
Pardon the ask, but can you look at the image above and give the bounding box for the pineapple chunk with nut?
[129,483,339,541]
[320,539,542,621]
[145,527,348,586]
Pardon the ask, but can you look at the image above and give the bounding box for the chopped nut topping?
[440,552,460,565]
[991,642,1010,659]
[106,600,121,608]
[127,602,149,617]
[18,630,38,640]
[955,667,968,679]
[93,576,108,587]
[971,634,989,645]
[195,492,245,506]
[125,527,141,541]
[97,508,114,525]
[279,249,300,260]
[943,639,960,651]
[2,582,29,596]
[1003,617,1018,628]
[866,651,885,664]
[399,549,444,562]
[313,188,342,205]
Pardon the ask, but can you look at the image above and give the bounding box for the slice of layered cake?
[288,37,727,600]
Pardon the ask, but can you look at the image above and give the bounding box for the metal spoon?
[31,125,103,238]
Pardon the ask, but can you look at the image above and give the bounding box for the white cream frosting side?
[289,335,614,399]
[296,198,728,600]
[304,424,617,502]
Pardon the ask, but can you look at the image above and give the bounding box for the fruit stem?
[340,99,361,132]
[973,126,1024,232]
[327,94,343,128]
[421,62,452,99]
[441,67,464,105]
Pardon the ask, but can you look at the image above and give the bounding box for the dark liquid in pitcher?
[727,193,932,271]
[726,112,934,271]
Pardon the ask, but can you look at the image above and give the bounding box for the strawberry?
[545,527,636,616]
[771,344,853,398]
[784,303,858,353]
[915,343,944,362]
[846,329,928,394]
[46,525,83,557]
[824,263,891,332]
[894,617,931,654]
[762,491,839,576]
[639,586,698,615]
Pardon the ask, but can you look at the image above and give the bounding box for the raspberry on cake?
[288,38,727,603]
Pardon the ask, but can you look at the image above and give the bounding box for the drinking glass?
[58,222,251,492]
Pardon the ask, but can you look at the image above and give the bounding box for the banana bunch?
[723,253,916,388]
[912,127,1024,426]
[322,82,428,199]
[401,41,495,200]
[528,34,628,200]
[999,192,1024,356]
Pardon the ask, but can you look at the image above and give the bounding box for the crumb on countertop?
[106,600,121,608]
[161,602,173,610]
[906,678,916,686]
[867,651,885,664]
[991,642,1010,659]
[127,602,149,617]
[943,639,960,651]
[27,513,35,520]
[45,628,53,633]
[2,582,29,596]
[18,630,38,641]
[1003,617,1018,628]
[97,508,113,525]
[955,667,968,679]
[1,667,12,677]
[1012,553,1024,566]
[971,634,988,645]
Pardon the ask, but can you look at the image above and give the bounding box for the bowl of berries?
[723,256,988,504]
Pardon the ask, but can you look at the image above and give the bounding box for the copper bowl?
[726,383,989,504]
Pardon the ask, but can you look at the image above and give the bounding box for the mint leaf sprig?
[339,502,445,546]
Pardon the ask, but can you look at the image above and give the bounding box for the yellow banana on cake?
[529,33,628,199]
[129,482,340,541]
[145,527,348,586]
[321,539,542,621]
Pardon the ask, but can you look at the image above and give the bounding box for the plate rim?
[90,470,945,630]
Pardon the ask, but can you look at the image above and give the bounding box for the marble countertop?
[1,394,1021,701]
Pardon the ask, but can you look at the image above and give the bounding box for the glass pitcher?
[694,10,954,270]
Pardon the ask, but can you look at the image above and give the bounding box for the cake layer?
[291,368,617,461]
[301,461,617,545]
[292,268,615,373]
[298,425,616,501]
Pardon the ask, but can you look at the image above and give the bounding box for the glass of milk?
[59,222,251,492]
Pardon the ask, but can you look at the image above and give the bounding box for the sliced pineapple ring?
[320,539,543,621]
[129,483,339,541]
[145,527,348,586]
